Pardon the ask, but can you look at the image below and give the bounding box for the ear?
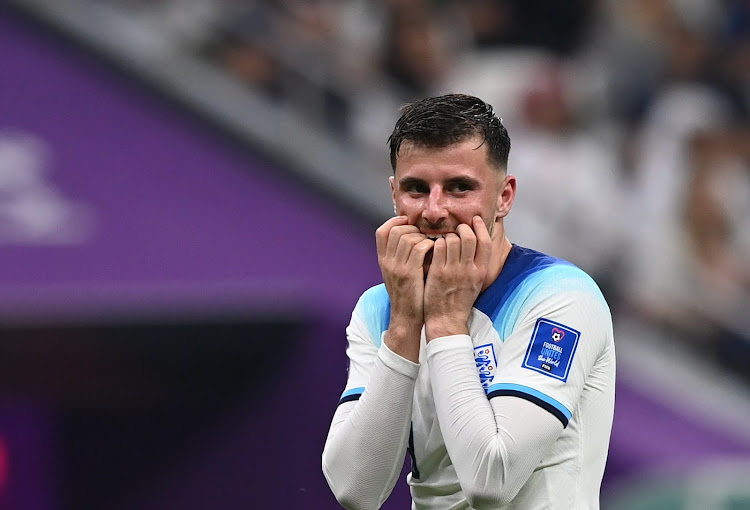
[495,174,516,220]
[389,176,397,213]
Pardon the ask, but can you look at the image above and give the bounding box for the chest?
[409,316,504,477]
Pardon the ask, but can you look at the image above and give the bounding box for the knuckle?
[390,226,408,239]
[399,234,417,247]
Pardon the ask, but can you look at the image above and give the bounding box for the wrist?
[384,321,423,363]
[425,317,469,342]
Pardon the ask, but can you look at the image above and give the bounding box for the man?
[322,94,615,509]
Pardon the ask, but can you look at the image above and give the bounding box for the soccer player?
[322,94,615,509]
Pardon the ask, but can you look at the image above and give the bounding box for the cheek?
[482,193,501,217]
[456,197,492,220]
[395,196,422,218]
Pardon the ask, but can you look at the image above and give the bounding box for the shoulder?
[528,261,606,305]
[514,249,614,346]
[480,245,606,308]
[510,245,607,307]
[479,245,611,338]
[351,283,391,348]
[353,283,390,313]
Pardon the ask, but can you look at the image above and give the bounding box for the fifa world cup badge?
[523,318,580,381]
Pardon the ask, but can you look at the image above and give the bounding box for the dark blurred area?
[1,0,750,509]
[2,320,299,510]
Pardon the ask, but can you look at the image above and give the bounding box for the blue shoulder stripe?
[475,245,573,321]
[475,245,604,341]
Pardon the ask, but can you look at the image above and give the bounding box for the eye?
[405,182,429,194]
[448,181,474,193]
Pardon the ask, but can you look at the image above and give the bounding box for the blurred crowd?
[104,0,749,379]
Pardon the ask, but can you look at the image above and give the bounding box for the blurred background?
[1,0,749,508]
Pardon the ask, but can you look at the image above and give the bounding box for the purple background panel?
[609,379,750,471]
[0,7,384,322]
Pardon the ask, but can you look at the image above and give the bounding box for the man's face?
[390,135,507,271]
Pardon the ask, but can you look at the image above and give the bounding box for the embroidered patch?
[474,343,498,390]
[522,318,580,381]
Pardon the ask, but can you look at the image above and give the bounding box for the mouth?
[422,234,441,274]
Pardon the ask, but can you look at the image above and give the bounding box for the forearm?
[323,342,419,510]
[426,335,561,509]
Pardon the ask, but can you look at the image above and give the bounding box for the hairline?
[391,136,508,175]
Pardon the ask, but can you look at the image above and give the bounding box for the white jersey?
[323,245,615,510]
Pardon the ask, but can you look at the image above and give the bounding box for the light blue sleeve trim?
[354,284,391,349]
[340,387,365,399]
[487,382,572,420]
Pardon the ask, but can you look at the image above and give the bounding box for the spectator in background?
[615,0,745,342]
[346,0,464,151]
[592,0,701,126]
[381,3,450,99]
[660,128,750,376]
[720,0,750,119]
[502,59,626,296]
[457,0,594,55]
[277,0,352,133]
[201,0,354,133]
[200,2,282,99]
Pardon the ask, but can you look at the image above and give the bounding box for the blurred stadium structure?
[1,0,749,509]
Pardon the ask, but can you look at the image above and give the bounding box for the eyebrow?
[398,176,426,188]
[445,176,481,188]
[398,175,482,188]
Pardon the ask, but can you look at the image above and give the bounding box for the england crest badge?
[474,343,498,391]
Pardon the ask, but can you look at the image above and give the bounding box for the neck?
[482,229,513,292]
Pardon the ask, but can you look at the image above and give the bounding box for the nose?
[422,188,448,224]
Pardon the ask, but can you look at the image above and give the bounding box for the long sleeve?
[323,341,419,510]
[426,335,563,509]
[424,277,613,509]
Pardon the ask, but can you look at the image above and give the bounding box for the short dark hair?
[388,93,511,173]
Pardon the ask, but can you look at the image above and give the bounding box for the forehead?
[394,136,495,178]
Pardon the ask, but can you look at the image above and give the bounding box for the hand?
[424,216,492,342]
[376,216,435,361]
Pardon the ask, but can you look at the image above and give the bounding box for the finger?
[444,232,461,266]
[385,224,420,259]
[409,238,435,268]
[394,232,429,264]
[376,216,407,259]
[456,223,477,265]
[432,236,447,268]
[473,216,492,266]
